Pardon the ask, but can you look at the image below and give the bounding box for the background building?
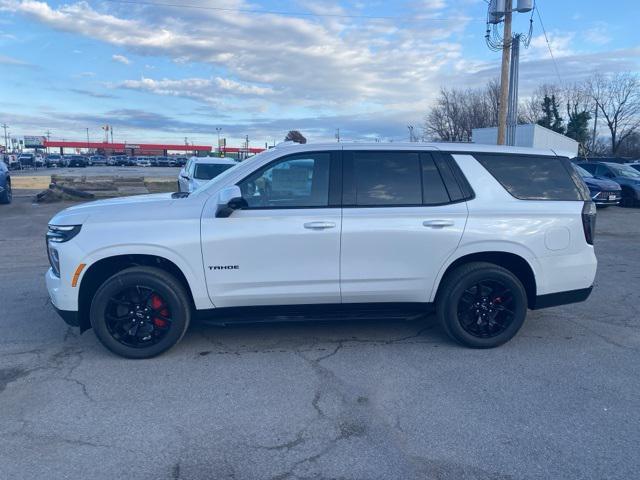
[472,124,579,158]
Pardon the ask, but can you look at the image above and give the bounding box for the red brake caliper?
[150,294,169,328]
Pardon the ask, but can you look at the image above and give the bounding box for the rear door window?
[473,154,586,201]
[348,151,422,206]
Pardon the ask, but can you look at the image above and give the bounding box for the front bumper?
[591,191,621,205]
[52,304,80,327]
[45,267,78,312]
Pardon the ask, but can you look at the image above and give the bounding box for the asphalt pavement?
[1,194,639,480]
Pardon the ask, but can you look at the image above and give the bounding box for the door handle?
[423,220,454,228]
[304,221,336,230]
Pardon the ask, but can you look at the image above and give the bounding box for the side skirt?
[195,302,434,326]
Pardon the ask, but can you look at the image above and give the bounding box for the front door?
[201,151,342,307]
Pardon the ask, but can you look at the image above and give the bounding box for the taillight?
[582,201,596,245]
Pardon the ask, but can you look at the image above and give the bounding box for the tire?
[0,180,12,204]
[620,189,636,208]
[90,266,192,358]
[436,262,528,349]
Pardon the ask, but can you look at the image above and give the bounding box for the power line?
[103,0,475,22]
[535,4,563,84]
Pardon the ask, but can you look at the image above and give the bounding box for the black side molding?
[52,305,80,327]
[532,286,593,310]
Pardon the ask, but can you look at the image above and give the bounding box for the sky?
[0,0,638,147]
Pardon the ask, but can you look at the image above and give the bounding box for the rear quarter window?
[473,154,588,201]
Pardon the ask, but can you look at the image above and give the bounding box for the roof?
[270,141,559,157]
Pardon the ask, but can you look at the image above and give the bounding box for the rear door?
[340,150,469,303]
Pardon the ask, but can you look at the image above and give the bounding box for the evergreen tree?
[537,95,565,134]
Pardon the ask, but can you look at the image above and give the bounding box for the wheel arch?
[77,254,195,332]
[433,251,537,309]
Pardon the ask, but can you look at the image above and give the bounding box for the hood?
[49,192,175,226]
[582,176,621,190]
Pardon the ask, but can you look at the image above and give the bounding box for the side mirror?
[180,174,190,180]
[215,185,247,218]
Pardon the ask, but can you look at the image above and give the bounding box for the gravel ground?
[1,195,639,480]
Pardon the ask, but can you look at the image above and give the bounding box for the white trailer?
[472,124,579,158]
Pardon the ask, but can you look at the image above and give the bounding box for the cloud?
[0,0,467,109]
[69,88,118,99]
[117,76,275,107]
[0,53,32,66]
[112,54,131,65]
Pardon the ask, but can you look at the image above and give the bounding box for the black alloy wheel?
[90,266,191,358]
[105,286,173,348]
[437,262,527,348]
[456,280,516,338]
[0,181,11,204]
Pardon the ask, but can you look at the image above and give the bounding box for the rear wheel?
[90,266,191,358]
[437,262,528,348]
[0,180,12,204]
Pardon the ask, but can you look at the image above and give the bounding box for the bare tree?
[587,73,640,154]
[424,81,500,142]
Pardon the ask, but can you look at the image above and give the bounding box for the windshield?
[574,165,593,178]
[194,163,235,180]
[48,155,60,159]
[609,164,640,179]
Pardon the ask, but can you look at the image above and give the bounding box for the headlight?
[46,224,82,243]
[46,225,81,278]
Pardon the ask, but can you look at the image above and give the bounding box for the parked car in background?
[35,154,45,168]
[90,155,108,166]
[573,164,621,207]
[578,161,640,207]
[67,155,87,168]
[156,156,171,167]
[46,154,65,168]
[7,154,21,170]
[178,157,237,193]
[135,157,151,167]
[174,156,188,167]
[0,158,12,204]
[18,153,35,169]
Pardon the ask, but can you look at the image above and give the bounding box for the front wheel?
[436,262,528,348]
[0,181,12,204]
[90,266,191,358]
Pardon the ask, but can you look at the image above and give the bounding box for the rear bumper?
[531,286,593,310]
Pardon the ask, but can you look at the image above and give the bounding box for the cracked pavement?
[1,194,640,479]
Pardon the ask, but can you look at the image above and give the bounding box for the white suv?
[45,143,597,358]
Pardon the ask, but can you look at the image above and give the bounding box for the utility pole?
[1,124,8,152]
[497,6,512,145]
[215,127,222,155]
[86,127,90,153]
[335,128,340,143]
[486,0,534,146]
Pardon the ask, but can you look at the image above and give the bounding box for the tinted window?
[352,152,422,206]
[578,163,596,175]
[238,153,330,208]
[421,155,451,205]
[194,163,234,180]
[608,163,640,179]
[474,154,584,201]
